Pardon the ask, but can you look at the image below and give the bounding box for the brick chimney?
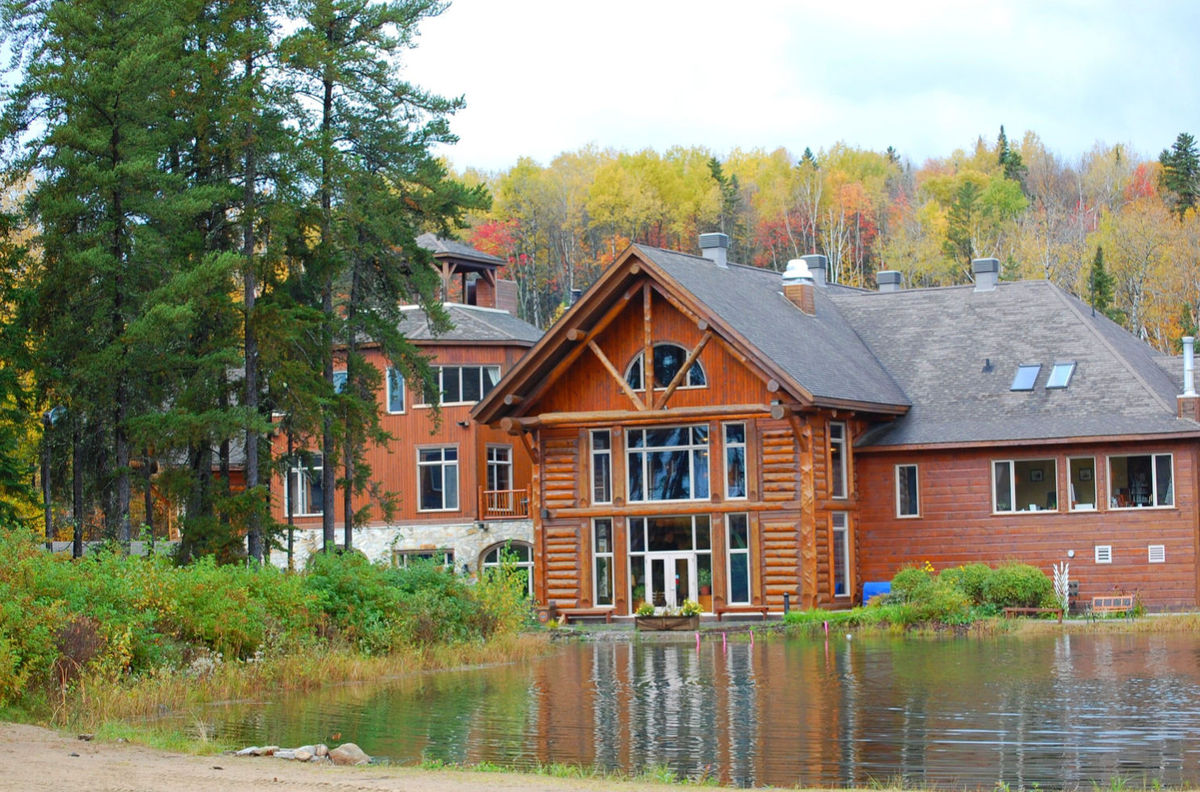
[782,259,815,315]
[699,233,729,268]
[876,270,902,292]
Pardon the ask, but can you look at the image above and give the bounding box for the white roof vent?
[782,259,813,284]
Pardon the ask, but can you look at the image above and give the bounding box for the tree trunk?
[242,47,263,564]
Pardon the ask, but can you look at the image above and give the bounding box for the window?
[333,369,348,394]
[418,447,459,511]
[727,513,751,605]
[1094,545,1113,564]
[1069,457,1096,511]
[993,459,1057,513]
[593,519,614,606]
[481,541,533,596]
[831,513,849,598]
[1148,544,1166,564]
[896,464,919,517]
[418,365,501,406]
[1010,364,1041,391]
[1109,454,1173,508]
[486,446,512,493]
[625,343,706,391]
[627,425,709,502]
[284,454,323,516]
[724,423,746,499]
[394,548,454,569]
[386,367,405,413]
[628,515,711,606]
[829,422,847,498]
[1046,361,1076,389]
[591,430,612,504]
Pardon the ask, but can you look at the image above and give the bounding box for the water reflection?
[208,632,1200,788]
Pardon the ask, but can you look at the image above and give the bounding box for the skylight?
[1010,364,1041,391]
[1046,361,1076,389]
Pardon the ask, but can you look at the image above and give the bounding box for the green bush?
[939,563,992,604]
[889,565,933,600]
[981,562,1054,608]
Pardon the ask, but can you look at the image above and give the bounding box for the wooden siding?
[270,343,533,528]
[856,439,1200,610]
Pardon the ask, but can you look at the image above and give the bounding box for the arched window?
[480,541,534,596]
[625,343,706,391]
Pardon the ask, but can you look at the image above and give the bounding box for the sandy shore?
[0,722,684,792]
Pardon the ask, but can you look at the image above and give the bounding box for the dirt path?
[0,722,685,792]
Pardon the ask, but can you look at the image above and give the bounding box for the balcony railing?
[480,486,530,520]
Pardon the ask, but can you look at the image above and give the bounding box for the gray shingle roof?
[400,303,542,345]
[829,280,1200,446]
[636,246,909,410]
[416,233,505,266]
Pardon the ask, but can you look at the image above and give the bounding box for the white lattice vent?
[1148,544,1166,564]
[1094,545,1113,564]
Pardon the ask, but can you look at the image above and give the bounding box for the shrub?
[890,565,933,600]
[981,562,1054,608]
[940,563,992,604]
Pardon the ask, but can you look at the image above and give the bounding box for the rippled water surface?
[209,632,1200,787]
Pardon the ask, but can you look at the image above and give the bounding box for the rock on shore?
[234,741,353,764]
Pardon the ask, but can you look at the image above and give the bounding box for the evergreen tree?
[997,125,1027,190]
[707,157,744,258]
[1088,245,1117,321]
[1159,132,1199,218]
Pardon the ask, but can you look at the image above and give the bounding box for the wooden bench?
[714,604,770,622]
[557,607,614,624]
[1089,595,1135,620]
[1002,606,1063,623]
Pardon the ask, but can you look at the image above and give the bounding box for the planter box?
[635,614,700,631]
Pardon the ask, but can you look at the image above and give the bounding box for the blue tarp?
[862,581,891,604]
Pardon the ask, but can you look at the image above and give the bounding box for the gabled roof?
[416,233,505,267]
[830,280,1200,446]
[400,303,541,346]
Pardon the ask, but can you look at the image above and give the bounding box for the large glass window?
[418,365,500,406]
[627,425,709,502]
[1069,457,1096,511]
[724,423,746,499]
[418,446,459,511]
[481,541,533,596]
[593,519,614,607]
[831,512,849,598]
[1109,454,1173,508]
[896,464,919,517]
[386,367,405,413]
[285,454,323,516]
[727,513,751,605]
[628,515,711,607]
[625,344,706,391]
[591,430,612,504]
[830,422,847,498]
[993,459,1057,513]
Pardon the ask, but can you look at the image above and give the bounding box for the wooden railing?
[479,486,531,520]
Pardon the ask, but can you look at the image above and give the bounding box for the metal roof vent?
[801,254,827,287]
[972,258,1000,291]
[876,270,902,292]
[698,233,729,268]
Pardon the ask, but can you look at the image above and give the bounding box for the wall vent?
[1094,545,1113,564]
[1148,544,1166,564]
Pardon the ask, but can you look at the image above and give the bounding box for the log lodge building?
[473,234,1200,614]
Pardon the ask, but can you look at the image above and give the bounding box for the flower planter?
[635,614,700,631]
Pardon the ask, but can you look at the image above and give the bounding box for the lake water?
[209,631,1200,788]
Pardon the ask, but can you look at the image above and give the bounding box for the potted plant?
[697,567,712,596]
[635,600,701,631]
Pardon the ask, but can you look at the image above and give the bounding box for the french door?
[645,552,694,609]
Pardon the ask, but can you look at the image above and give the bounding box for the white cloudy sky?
[403,0,1200,172]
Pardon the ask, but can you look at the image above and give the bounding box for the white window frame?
[385,366,405,414]
[332,369,347,394]
[829,422,848,499]
[624,343,707,392]
[992,458,1058,514]
[481,541,534,596]
[895,464,919,518]
[1068,456,1097,511]
[416,365,502,407]
[831,512,850,599]
[417,446,459,512]
[592,519,614,607]
[284,455,324,517]
[394,548,454,569]
[626,425,710,503]
[723,422,747,500]
[591,429,612,505]
[1108,453,1174,509]
[486,445,512,493]
[726,513,751,606]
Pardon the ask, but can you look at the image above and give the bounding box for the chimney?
[972,258,1000,291]
[876,270,902,292]
[569,288,582,306]
[698,233,729,268]
[782,259,815,315]
[801,254,827,287]
[1179,336,1200,420]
